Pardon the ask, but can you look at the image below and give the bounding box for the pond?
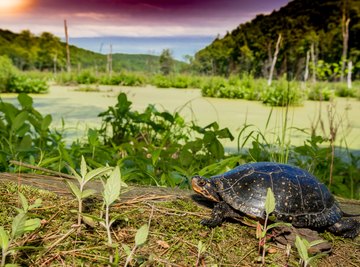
[1,85,359,152]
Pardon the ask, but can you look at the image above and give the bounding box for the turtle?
[191,162,360,239]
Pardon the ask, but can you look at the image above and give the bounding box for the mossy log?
[0,172,359,266]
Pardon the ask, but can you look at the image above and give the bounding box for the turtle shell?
[211,162,342,228]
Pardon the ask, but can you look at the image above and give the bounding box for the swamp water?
[1,85,359,152]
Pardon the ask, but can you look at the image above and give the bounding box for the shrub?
[7,75,48,94]
[152,74,173,88]
[0,94,58,171]
[0,56,18,92]
[55,72,78,85]
[333,83,357,98]
[76,70,98,84]
[262,79,304,106]
[99,72,146,86]
[201,76,228,97]
[307,83,334,101]
[172,75,190,88]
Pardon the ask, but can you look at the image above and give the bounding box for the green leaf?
[11,111,28,133]
[28,198,42,210]
[151,149,162,166]
[0,226,9,250]
[40,114,52,131]
[82,214,98,228]
[18,93,33,108]
[18,135,32,150]
[309,239,328,248]
[65,180,82,200]
[84,166,113,183]
[197,240,206,254]
[266,222,292,231]
[122,244,131,256]
[11,213,27,239]
[265,187,275,215]
[307,252,328,264]
[15,124,30,137]
[135,224,149,247]
[81,189,97,199]
[87,128,99,146]
[113,247,120,265]
[104,166,122,206]
[295,235,309,262]
[80,155,87,179]
[18,192,29,213]
[23,218,41,232]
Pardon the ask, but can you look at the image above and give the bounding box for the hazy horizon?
[66,35,215,61]
[1,0,290,60]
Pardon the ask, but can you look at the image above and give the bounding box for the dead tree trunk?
[310,42,317,83]
[107,44,113,75]
[53,54,57,75]
[268,33,282,86]
[304,50,310,82]
[64,20,71,73]
[347,60,352,89]
[340,15,350,82]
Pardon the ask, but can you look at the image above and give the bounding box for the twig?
[42,228,76,256]
[10,160,76,180]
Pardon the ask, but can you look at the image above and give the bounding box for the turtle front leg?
[327,218,360,238]
[201,201,237,228]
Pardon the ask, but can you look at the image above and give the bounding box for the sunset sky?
[0,0,290,59]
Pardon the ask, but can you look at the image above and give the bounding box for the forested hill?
[0,29,186,73]
[194,0,360,80]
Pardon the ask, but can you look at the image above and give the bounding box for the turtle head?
[191,176,220,202]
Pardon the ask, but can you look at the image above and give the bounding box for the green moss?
[0,182,359,266]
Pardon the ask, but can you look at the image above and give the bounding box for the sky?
[0,0,290,59]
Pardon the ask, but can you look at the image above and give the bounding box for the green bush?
[76,70,98,84]
[201,76,228,97]
[172,75,190,88]
[307,83,334,101]
[55,72,78,85]
[7,75,49,93]
[152,74,173,88]
[99,72,146,86]
[95,93,234,186]
[0,94,58,171]
[262,79,304,106]
[333,83,357,98]
[0,56,18,92]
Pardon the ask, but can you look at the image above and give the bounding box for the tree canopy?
[194,0,360,80]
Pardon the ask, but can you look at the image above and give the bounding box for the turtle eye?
[198,180,207,187]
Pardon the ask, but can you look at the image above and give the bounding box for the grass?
[0,181,359,266]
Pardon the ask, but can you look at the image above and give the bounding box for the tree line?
[193,0,360,81]
[0,29,186,74]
